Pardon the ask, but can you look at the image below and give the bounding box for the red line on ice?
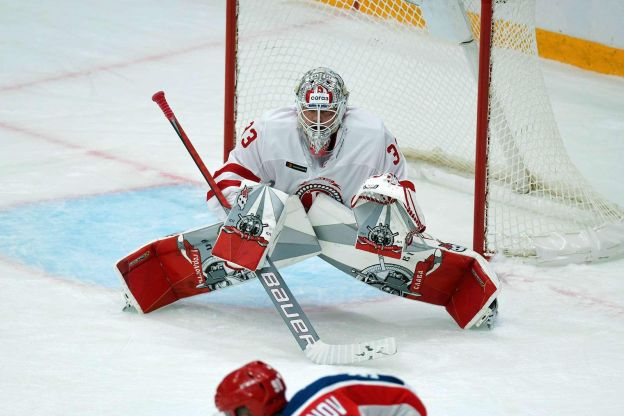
[549,285,624,315]
[0,40,222,92]
[0,120,202,185]
[0,17,330,93]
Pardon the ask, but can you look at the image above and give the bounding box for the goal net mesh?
[231,0,624,260]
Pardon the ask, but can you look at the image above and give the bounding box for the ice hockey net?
[223,0,624,263]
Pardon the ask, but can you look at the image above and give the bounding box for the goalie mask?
[295,67,349,156]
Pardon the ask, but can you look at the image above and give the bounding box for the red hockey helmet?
[214,361,287,416]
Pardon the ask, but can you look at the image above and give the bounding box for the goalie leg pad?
[117,236,211,313]
[439,249,500,329]
[116,223,257,313]
[309,194,500,329]
[117,203,321,313]
[405,243,500,328]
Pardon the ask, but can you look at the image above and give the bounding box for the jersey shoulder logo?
[237,185,251,210]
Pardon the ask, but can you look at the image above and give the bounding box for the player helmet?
[214,361,287,416]
[295,67,349,156]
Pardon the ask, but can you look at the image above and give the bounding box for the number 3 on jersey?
[241,121,258,148]
[386,139,400,165]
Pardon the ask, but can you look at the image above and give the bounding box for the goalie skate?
[473,299,499,329]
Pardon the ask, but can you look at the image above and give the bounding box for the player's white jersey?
[208,105,411,210]
[282,373,427,416]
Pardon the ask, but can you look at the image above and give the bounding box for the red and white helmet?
[214,361,287,416]
[295,67,349,156]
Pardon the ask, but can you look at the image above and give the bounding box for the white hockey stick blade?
[304,337,397,365]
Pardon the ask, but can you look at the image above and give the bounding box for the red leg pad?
[407,248,472,306]
[116,236,210,313]
[444,255,498,328]
[405,247,499,328]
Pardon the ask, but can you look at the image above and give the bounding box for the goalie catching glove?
[351,173,426,259]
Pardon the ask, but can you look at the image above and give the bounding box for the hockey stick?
[151,91,396,364]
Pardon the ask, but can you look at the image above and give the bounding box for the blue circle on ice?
[0,185,384,308]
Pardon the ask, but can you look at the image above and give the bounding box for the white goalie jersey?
[208,105,413,212]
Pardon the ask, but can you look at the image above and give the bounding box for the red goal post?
[223,0,624,264]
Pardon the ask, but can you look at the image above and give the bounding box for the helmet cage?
[295,68,348,154]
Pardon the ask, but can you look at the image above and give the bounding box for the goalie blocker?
[211,181,289,271]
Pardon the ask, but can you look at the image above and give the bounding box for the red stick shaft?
[152,91,232,211]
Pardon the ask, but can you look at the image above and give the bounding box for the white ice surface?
[1,1,623,415]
